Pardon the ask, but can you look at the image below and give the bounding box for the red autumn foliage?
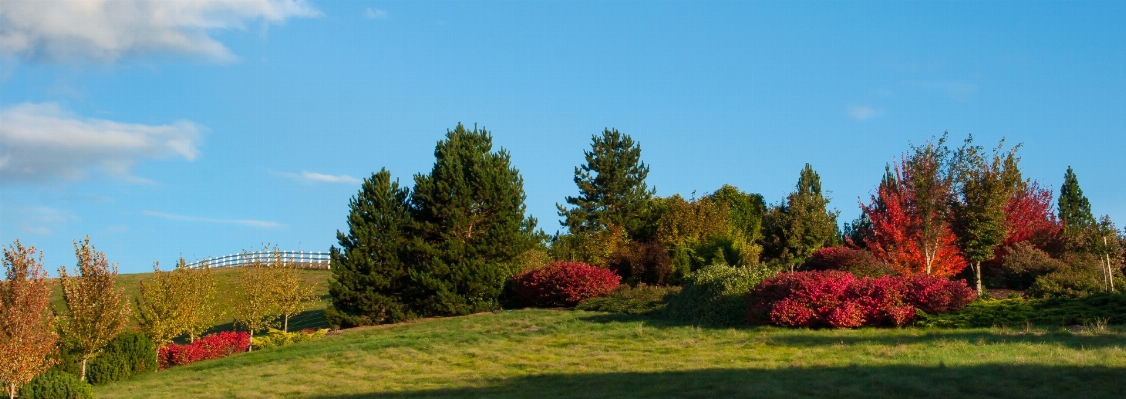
[748,271,975,328]
[511,261,621,307]
[861,167,967,277]
[158,331,250,370]
[988,182,1062,265]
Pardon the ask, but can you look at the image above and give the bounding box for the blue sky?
[2,1,1124,275]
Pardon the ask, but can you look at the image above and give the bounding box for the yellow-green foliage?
[250,328,328,350]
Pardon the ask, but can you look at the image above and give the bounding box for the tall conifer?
[1058,166,1095,249]
[558,128,655,239]
[763,164,840,269]
[408,123,537,316]
[327,168,414,327]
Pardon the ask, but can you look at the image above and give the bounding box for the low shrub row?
[19,371,93,399]
[86,330,157,385]
[252,328,330,350]
[748,271,976,328]
[916,293,1126,328]
[158,331,250,370]
[511,261,621,307]
[576,284,680,315]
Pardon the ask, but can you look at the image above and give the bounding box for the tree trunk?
[81,357,88,381]
[248,330,254,352]
[284,315,289,333]
[975,261,983,296]
[8,382,16,399]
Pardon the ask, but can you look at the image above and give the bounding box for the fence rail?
[185,251,331,270]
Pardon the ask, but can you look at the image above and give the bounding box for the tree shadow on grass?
[577,312,1126,350]
[306,365,1125,399]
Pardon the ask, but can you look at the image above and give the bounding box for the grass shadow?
[305,365,1126,399]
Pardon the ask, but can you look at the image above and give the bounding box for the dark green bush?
[86,330,157,385]
[664,264,778,326]
[993,242,1067,290]
[916,293,1126,328]
[19,371,93,399]
[1028,253,1121,298]
[576,284,680,315]
[607,241,674,286]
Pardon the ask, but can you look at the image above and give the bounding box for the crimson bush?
[511,261,621,307]
[748,271,975,328]
[158,331,250,370]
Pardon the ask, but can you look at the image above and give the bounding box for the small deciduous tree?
[231,258,280,352]
[951,139,1019,295]
[1,241,58,399]
[179,259,218,342]
[135,262,186,357]
[267,250,316,332]
[58,236,131,381]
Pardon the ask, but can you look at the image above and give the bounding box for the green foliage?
[664,264,779,326]
[557,128,655,240]
[1028,253,1124,298]
[1058,166,1096,249]
[19,370,93,399]
[575,284,680,315]
[408,123,539,316]
[916,293,1126,328]
[85,330,157,385]
[711,184,767,244]
[995,242,1067,290]
[762,164,840,267]
[328,169,415,328]
[951,138,1019,293]
[251,328,329,350]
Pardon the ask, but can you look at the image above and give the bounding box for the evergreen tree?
[557,128,655,239]
[326,169,414,328]
[407,123,538,316]
[1058,166,1096,249]
[763,164,840,269]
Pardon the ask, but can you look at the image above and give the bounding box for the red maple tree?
[861,164,967,277]
[985,181,1061,265]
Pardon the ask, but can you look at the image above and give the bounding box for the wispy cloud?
[10,205,75,235]
[142,210,283,229]
[278,170,361,184]
[0,0,321,64]
[364,8,388,19]
[0,102,202,183]
[847,105,880,121]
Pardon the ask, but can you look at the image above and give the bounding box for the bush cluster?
[917,293,1126,328]
[576,284,680,315]
[85,330,157,385]
[803,246,894,278]
[19,371,93,399]
[511,261,621,307]
[158,331,250,369]
[748,271,976,328]
[252,328,329,350]
[607,241,674,286]
[664,264,778,326]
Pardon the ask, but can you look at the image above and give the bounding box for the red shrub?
[748,271,976,328]
[512,261,621,307]
[158,331,250,370]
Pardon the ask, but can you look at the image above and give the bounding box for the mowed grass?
[94,309,1126,399]
[47,267,334,333]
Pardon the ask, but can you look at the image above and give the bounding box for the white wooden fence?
[185,251,331,270]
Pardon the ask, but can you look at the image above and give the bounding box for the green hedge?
[664,264,778,326]
[916,293,1126,328]
[576,284,680,315]
[19,371,93,399]
[86,330,157,385]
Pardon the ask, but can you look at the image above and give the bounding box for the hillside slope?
[94,309,1126,399]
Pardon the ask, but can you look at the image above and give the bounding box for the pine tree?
[951,139,1018,295]
[763,164,840,269]
[557,128,655,239]
[58,237,131,381]
[1058,166,1096,249]
[407,123,538,316]
[327,169,414,327]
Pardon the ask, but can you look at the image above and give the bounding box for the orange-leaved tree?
[59,236,131,381]
[1,240,58,399]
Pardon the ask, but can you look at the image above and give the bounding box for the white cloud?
[0,102,203,182]
[847,105,879,121]
[0,0,321,63]
[142,210,282,229]
[364,8,388,19]
[279,170,361,184]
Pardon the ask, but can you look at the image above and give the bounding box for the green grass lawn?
[47,267,334,333]
[93,309,1126,399]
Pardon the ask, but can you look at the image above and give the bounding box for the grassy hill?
[47,267,335,334]
[93,309,1126,399]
